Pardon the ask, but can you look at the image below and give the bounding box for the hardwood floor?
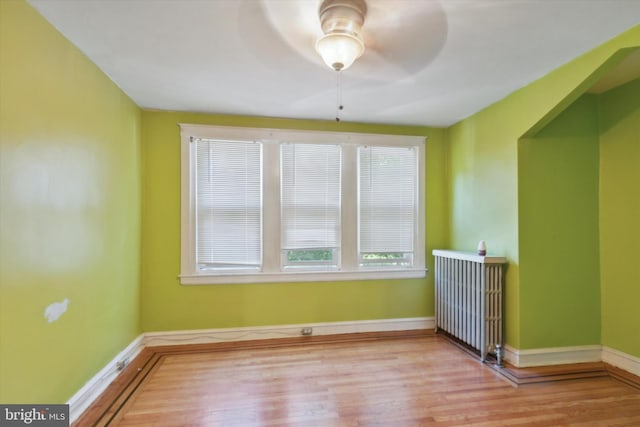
[77,333,640,426]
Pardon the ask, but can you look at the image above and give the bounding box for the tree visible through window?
[358,145,417,267]
[281,143,341,269]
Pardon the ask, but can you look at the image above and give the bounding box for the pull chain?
[335,70,344,122]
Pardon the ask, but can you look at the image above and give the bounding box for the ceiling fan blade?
[359,0,448,78]
[258,0,326,67]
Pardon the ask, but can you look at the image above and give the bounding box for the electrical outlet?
[301,327,313,336]
[116,358,129,371]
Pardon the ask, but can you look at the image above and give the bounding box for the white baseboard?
[503,345,519,366]
[66,334,144,424]
[503,344,602,367]
[65,317,432,423]
[602,346,640,377]
[143,317,434,347]
[66,320,640,425]
[505,344,640,376]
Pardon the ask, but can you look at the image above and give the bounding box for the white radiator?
[433,250,507,361]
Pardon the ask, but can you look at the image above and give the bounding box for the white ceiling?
[28,0,640,127]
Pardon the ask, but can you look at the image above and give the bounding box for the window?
[195,139,262,271]
[358,146,417,267]
[281,143,341,270]
[180,124,425,284]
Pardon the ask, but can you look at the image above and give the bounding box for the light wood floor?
[83,334,640,426]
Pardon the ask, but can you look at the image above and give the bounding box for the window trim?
[180,124,426,285]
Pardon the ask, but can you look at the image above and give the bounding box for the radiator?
[432,250,507,361]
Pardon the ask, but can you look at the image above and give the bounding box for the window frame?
[180,124,426,285]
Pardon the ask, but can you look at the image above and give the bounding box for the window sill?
[179,268,428,285]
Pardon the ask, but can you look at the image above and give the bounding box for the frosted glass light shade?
[315,32,364,71]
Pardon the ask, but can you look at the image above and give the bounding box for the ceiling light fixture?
[315,0,367,72]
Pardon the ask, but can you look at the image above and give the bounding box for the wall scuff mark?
[44,299,70,323]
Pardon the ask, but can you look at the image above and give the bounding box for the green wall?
[1,1,638,409]
[0,0,141,403]
[519,95,601,348]
[599,78,640,357]
[140,111,449,331]
[448,25,640,350]
[448,105,521,347]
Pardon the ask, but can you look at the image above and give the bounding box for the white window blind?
[181,124,425,284]
[281,143,341,267]
[195,138,262,270]
[358,145,417,266]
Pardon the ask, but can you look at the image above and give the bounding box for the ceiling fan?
[259,0,447,81]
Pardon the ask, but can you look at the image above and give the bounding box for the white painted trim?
[180,268,427,285]
[65,318,432,423]
[63,323,640,425]
[178,124,427,146]
[66,335,144,424]
[432,250,507,264]
[503,344,602,367]
[179,124,427,286]
[503,344,520,366]
[144,317,434,347]
[506,344,640,376]
[602,346,640,377]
